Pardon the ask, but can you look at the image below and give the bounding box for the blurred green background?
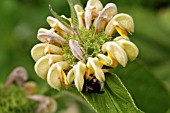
[0,0,170,113]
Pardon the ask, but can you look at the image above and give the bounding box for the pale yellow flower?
[73,61,86,91]
[31,0,139,92]
[102,41,128,67]
[37,28,68,45]
[47,62,69,90]
[105,13,134,36]
[95,3,117,32]
[74,5,85,29]
[47,16,74,36]
[85,0,103,29]
[87,57,105,82]
[34,54,64,79]
[31,43,62,61]
[114,36,139,61]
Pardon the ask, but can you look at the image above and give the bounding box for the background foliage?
[0,0,170,113]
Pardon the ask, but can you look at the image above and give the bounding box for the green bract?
[0,85,37,113]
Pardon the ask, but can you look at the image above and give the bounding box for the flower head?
[31,0,139,93]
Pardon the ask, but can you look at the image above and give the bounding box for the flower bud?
[69,39,84,60]
[28,95,57,113]
[4,66,28,90]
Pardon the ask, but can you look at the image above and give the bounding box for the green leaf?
[67,0,82,27]
[81,73,143,113]
[114,59,170,113]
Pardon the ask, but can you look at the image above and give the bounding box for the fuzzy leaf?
[114,59,170,113]
[67,0,82,27]
[81,73,143,113]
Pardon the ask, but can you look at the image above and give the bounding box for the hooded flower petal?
[74,5,85,29]
[34,54,64,79]
[47,62,69,90]
[66,69,75,85]
[105,13,134,36]
[104,22,117,37]
[113,13,134,33]
[85,0,103,29]
[114,35,129,41]
[69,39,84,60]
[102,41,128,67]
[31,43,62,61]
[115,38,139,61]
[47,16,74,35]
[61,15,73,27]
[37,28,68,45]
[87,57,105,82]
[97,54,112,66]
[73,61,86,91]
[95,3,117,32]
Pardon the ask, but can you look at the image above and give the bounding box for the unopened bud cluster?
[31,0,139,92]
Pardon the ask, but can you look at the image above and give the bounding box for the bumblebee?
[82,75,104,93]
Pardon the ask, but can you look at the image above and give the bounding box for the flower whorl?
[31,0,138,92]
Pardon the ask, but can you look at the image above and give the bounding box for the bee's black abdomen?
[82,76,104,93]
